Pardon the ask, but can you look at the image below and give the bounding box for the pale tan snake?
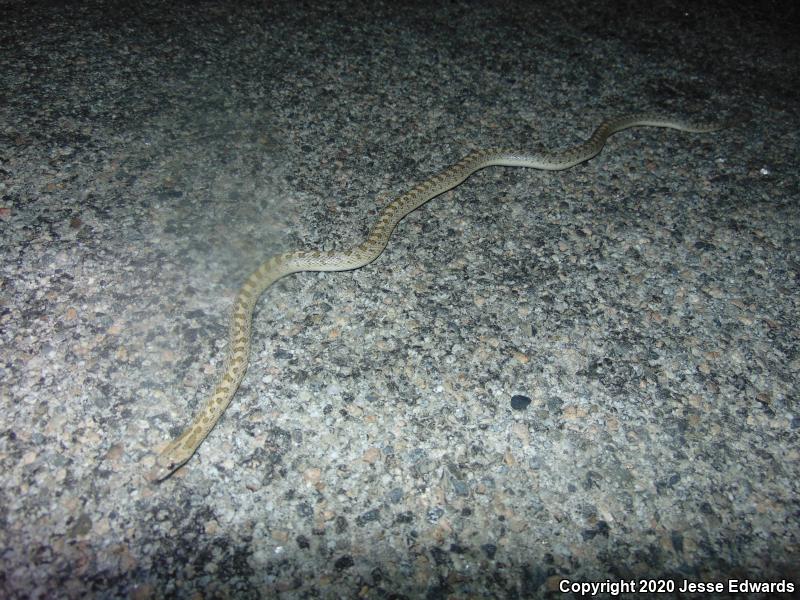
[148,112,741,482]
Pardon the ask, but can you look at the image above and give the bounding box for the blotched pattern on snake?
[148,112,741,481]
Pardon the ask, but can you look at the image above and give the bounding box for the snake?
[147,112,741,482]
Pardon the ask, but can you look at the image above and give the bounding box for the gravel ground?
[1,0,798,597]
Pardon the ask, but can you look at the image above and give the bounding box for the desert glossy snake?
[148,112,740,481]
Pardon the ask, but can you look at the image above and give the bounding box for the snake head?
[146,434,195,483]
[146,454,183,483]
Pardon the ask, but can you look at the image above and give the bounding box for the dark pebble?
[510,395,531,410]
